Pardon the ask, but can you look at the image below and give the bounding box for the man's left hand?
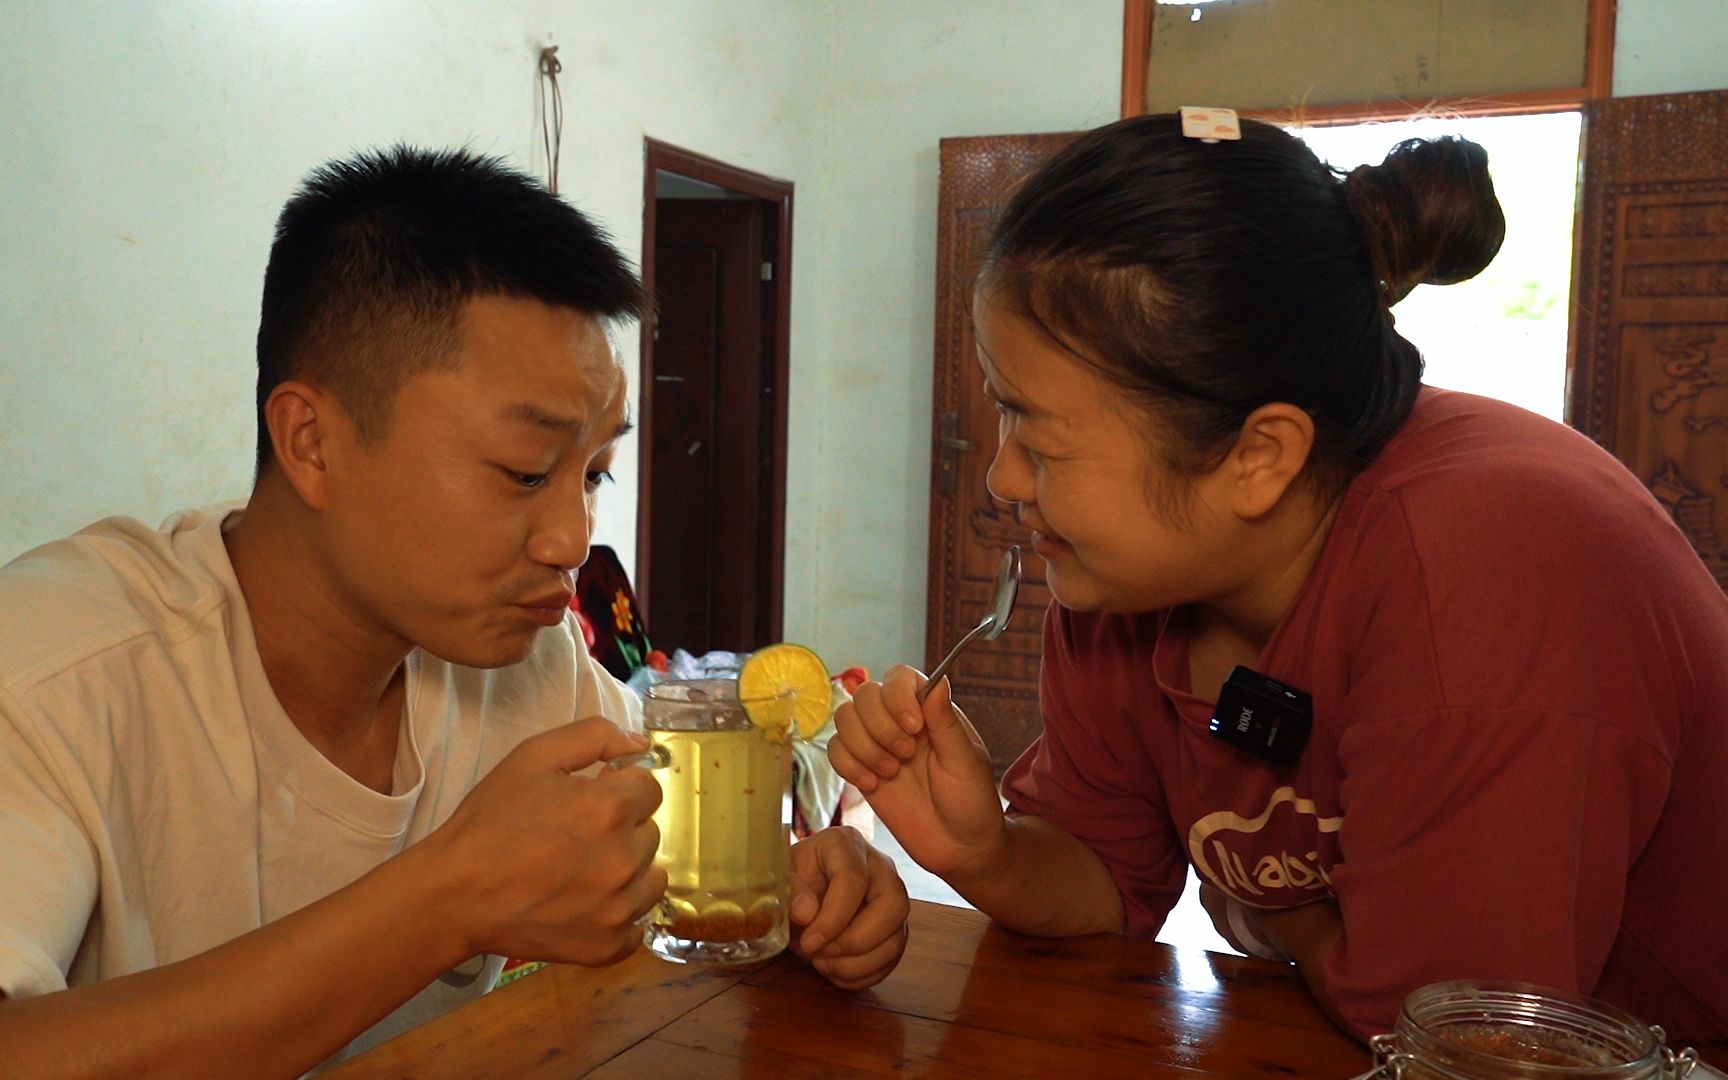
[787,826,910,990]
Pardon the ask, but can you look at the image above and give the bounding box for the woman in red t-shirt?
[829,113,1728,1043]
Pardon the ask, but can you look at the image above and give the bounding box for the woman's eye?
[585,469,615,491]
[506,470,549,489]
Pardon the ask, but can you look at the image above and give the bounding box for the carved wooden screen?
[927,133,1074,774]
[1570,90,1728,592]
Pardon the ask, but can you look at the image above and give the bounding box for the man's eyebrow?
[503,402,586,435]
[502,402,635,442]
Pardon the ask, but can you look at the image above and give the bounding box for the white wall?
[1614,0,1728,96]
[801,1,1120,673]
[0,0,832,615]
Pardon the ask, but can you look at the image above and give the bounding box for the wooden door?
[927,133,1076,773]
[650,199,772,653]
[1569,89,1728,592]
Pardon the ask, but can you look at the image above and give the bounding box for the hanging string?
[538,46,564,195]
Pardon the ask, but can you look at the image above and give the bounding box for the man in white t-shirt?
[0,147,910,1076]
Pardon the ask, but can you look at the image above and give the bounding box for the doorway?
[639,140,792,656]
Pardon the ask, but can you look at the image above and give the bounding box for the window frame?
[1120,0,1617,125]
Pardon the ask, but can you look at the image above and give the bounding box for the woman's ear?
[263,381,333,510]
[1226,403,1316,520]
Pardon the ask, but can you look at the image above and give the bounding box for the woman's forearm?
[944,814,1125,937]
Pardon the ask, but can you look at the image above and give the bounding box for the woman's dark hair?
[254,145,650,478]
[979,114,1505,493]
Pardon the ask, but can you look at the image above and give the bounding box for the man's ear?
[263,381,334,511]
[1226,403,1316,521]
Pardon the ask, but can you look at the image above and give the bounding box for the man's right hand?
[421,716,667,967]
[828,665,1007,882]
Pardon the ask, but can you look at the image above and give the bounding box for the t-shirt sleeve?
[0,687,98,998]
[1323,706,1670,1037]
[1000,609,1186,936]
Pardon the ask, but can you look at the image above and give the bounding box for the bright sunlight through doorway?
[1298,111,1583,421]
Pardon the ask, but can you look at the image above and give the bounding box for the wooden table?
[327,900,1379,1078]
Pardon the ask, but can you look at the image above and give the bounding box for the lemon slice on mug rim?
[737,643,831,741]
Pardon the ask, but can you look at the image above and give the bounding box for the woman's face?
[974,291,1244,615]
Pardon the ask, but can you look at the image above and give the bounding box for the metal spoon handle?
[917,616,996,702]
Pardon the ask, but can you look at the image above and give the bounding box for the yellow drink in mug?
[642,678,794,964]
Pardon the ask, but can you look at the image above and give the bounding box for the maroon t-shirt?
[1002,388,1728,1040]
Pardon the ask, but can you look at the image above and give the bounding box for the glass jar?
[1351,980,1699,1079]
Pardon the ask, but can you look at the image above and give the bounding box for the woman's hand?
[827,665,1007,881]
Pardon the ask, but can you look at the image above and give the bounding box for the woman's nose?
[985,433,1031,509]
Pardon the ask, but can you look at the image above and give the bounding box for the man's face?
[318,294,628,668]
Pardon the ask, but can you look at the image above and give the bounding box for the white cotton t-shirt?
[0,505,641,1065]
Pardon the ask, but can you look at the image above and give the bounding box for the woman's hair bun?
[1341,136,1506,303]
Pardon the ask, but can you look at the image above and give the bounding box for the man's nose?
[527,497,591,572]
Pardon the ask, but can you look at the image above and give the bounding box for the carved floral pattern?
[1650,334,1725,414]
[1575,90,1728,594]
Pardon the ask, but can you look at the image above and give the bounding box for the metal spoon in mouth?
[918,545,1022,702]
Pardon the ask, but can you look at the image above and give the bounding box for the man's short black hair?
[253,145,650,476]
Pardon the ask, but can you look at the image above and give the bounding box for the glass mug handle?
[607,741,674,938]
[607,744,672,770]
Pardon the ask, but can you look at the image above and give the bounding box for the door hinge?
[760,261,773,281]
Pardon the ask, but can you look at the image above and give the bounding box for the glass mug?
[637,678,794,964]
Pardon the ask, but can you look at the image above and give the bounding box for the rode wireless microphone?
[1206,666,1312,767]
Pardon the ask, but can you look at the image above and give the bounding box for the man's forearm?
[0,842,469,1079]
[944,815,1125,937]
